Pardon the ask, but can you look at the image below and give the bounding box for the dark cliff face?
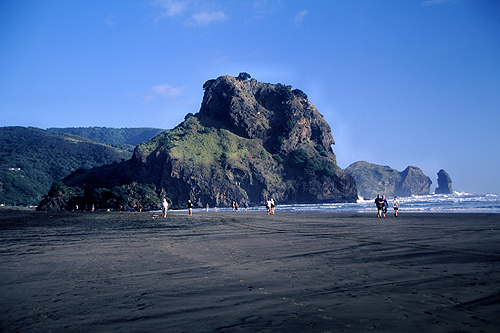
[346,161,432,199]
[38,75,357,210]
[199,76,337,161]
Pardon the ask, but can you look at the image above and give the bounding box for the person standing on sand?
[375,195,383,218]
[270,198,275,215]
[162,198,168,217]
[244,201,248,212]
[266,199,271,215]
[393,196,400,217]
[382,195,388,217]
[188,200,192,216]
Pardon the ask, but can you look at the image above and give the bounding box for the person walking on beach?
[270,198,275,215]
[375,195,384,218]
[188,200,192,216]
[266,199,271,215]
[244,201,248,212]
[382,195,388,217]
[162,198,168,217]
[393,196,400,217]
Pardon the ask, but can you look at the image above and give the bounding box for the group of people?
[164,195,400,217]
[232,201,249,212]
[76,203,144,212]
[162,198,195,217]
[374,195,400,217]
[266,198,275,215]
[161,198,253,216]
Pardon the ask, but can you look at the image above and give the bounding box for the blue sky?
[1,0,499,194]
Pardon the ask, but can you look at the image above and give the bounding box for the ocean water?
[194,192,500,214]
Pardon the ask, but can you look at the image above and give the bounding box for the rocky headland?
[38,74,357,210]
[345,161,432,199]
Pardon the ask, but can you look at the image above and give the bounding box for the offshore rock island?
[345,161,432,199]
[435,169,453,194]
[38,74,357,210]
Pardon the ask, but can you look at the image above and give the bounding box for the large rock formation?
[38,74,357,211]
[345,161,432,199]
[435,169,453,194]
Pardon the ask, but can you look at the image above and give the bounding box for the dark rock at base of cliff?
[435,169,453,194]
[345,161,432,199]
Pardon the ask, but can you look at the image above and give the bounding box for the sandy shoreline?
[1,210,499,332]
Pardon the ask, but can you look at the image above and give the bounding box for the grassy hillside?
[138,117,269,166]
[0,127,132,206]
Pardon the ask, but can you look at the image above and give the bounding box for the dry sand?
[1,209,499,332]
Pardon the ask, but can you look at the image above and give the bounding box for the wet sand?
[1,209,499,332]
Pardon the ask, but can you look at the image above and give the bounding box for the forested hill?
[0,126,132,206]
[48,127,164,152]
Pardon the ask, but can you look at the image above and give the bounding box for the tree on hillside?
[237,72,251,80]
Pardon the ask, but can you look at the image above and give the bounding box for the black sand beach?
[1,209,499,332]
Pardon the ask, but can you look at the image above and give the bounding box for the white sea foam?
[172,193,500,214]
[266,193,500,213]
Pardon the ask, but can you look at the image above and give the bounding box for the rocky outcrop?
[396,166,432,197]
[199,77,337,162]
[38,74,357,211]
[435,169,453,194]
[345,161,432,199]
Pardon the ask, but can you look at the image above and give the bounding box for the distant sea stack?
[434,169,453,194]
[345,161,432,199]
[38,74,357,211]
